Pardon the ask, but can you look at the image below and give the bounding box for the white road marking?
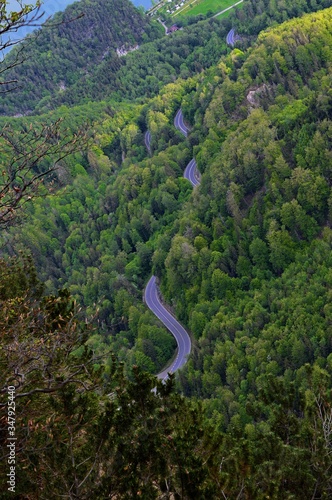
[145,276,191,380]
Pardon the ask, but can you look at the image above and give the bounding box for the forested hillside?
[0,0,162,115]
[1,0,329,115]
[1,0,332,497]
[8,4,332,376]
[5,81,194,374]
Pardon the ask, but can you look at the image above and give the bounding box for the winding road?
[174,109,201,188]
[184,158,200,187]
[174,108,189,137]
[143,108,203,380]
[144,130,152,154]
[226,28,236,46]
[141,16,242,378]
[145,276,192,381]
[226,27,241,47]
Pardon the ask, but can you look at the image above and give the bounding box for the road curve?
[144,275,191,381]
[144,130,152,154]
[184,158,200,187]
[226,28,236,46]
[174,109,189,137]
[226,27,241,46]
[174,110,201,187]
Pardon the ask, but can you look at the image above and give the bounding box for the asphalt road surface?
[144,276,192,381]
[144,130,152,153]
[174,109,189,137]
[174,110,201,187]
[226,28,236,46]
[226,26,241,46]
[184,158,200,187]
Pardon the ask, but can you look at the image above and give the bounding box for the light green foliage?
[160,9,332,494]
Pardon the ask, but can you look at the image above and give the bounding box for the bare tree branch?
[0,118,88,227]
[0,1,84,91]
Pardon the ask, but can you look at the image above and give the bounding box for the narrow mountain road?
[226,28,236,46]
[174,108,189,137]
[184,158,200,187]
[145,276,192,381]
[143,108,202,380]
[174,109,201,188]
[226,26,241,46]
[144,130,152,154]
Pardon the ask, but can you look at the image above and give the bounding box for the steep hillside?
[0,0,161,115]
[2,3,332,498]
[156,11,332,490]
[1,0,329,115]
[8,7,332,377]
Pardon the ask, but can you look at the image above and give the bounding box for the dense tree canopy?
[1,1,332,497]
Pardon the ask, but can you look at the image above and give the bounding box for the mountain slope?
[2,4,332,498]
[0,0,160,115]
[160,5,332,420]
[2,0,330,116]
[8,6,332,380]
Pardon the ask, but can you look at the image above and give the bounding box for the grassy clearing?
[174,0,237,18]
[214,5,242,19]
